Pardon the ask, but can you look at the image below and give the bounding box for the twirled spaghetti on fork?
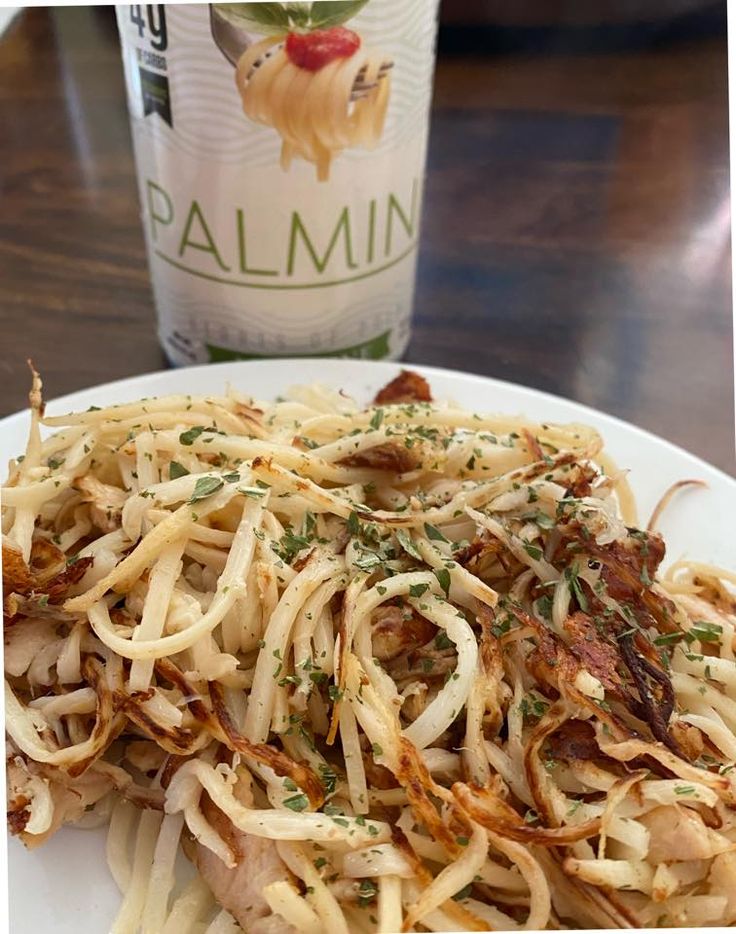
[4,368,736,931]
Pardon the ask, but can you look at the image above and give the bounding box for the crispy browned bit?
[2,538,93,606]
[338,441,421,473]
[454,535,506,571]
[159,754,188,791]
[566,463,598,499]
[209,680,324,809]
[232,401,268,440]
[522,429,544,461]
[154,660,324,806]
[362,747,400,790]
[2,542,36,596]
[373,370,432,405]
[546,720,603,764]
[7,796,31,835]
[116,692,200,756]
[618,633,681,755]
[591,532,666,603]
[453,780,602,846]
[41,557,94,604]
[670,720,704,762]
[475,604,505,682]
[563,611,626,696]
[65,656,124,778]
[508,605,580,690]
[395,738,467,856]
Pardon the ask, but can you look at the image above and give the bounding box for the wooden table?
[1,7,733,474]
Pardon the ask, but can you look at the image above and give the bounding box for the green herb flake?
[409,582,429,598]
[424,522,448,543]
[452,883,473,902]
[691,620,723,643]
[283,793,309,812]
[169,460,189,480]
[434,630,453,651]
[318,764,337,796]
[189,476,225,503]
[179,426,206,445]
[522,542,543,561]
[434,567,451,596]
[369,408,384,431]
[396,529,422,560]
[653,632,684,646]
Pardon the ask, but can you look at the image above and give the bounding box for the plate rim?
[1,357,734,487]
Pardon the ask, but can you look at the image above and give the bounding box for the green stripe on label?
[206,331,392,363]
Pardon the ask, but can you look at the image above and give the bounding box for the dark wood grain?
[0,7,733,474]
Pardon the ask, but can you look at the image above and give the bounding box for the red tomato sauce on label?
[285,26,361,72]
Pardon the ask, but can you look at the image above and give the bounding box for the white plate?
[3,358,735,933]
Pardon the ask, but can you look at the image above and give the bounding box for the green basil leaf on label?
[309,0,371,29]
[214,3,291,34]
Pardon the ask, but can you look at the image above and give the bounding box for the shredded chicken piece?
[197,797,297,933]
[370,603,437,661]
[76,475,127,532]
[641,805,730,864]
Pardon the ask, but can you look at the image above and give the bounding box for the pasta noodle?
[235,32,390,181]
[4,367,736,931]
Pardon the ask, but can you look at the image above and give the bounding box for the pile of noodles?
[3,367,736,933]
[235,35,391,181]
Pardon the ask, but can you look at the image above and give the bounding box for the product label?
[116,1,439,364]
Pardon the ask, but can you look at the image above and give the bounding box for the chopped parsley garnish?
[396,530,422,560]
[168,460,189,480]
[409,582,429,598]
[369,408,384,431]
[522,542,543,561]
[188,476,224,503]
[690,621,723,643]
[318,764,337,796]
[283,793,309,812]
[653,631,685,646]
[565,566,589,612]
[434,567,451,596]
[179,426,206,445]
[434,630,453,651]
[424,522,448,543]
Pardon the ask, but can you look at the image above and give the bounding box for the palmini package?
[116,2,440,364]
